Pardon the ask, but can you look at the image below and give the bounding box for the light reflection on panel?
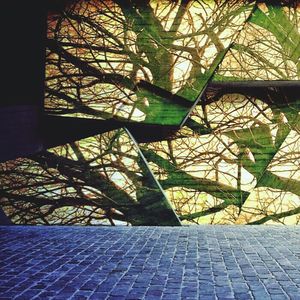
[45,0,254,124]
[0,129,180,226]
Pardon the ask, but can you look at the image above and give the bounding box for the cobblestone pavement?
[1,226,300,300]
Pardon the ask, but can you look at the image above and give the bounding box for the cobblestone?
[1,226,300,299]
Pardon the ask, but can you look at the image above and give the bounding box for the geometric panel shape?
[45,0,255,125]
[215,2,300,81]
[141,84,300,224]
[0,128,180,225]
[141,128,252,224]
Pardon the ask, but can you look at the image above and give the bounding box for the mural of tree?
[45,0,255,124]
[216,2,300,80]
[142,85,300,224]
[0,129,180,225]
[0,0,299,225]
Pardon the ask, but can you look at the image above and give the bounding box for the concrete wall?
[0,2,46,163]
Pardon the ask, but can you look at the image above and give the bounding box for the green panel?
[45,0,255,125]
[215,2,300,81]
[0,128,180,226]
[141,86,300,224]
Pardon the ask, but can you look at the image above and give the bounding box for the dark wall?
[0,2,46,162]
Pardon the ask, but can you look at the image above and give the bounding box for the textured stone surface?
[1,226,300,299]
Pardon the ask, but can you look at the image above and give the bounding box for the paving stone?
[90,292,108,299]
[1,226,300,299]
